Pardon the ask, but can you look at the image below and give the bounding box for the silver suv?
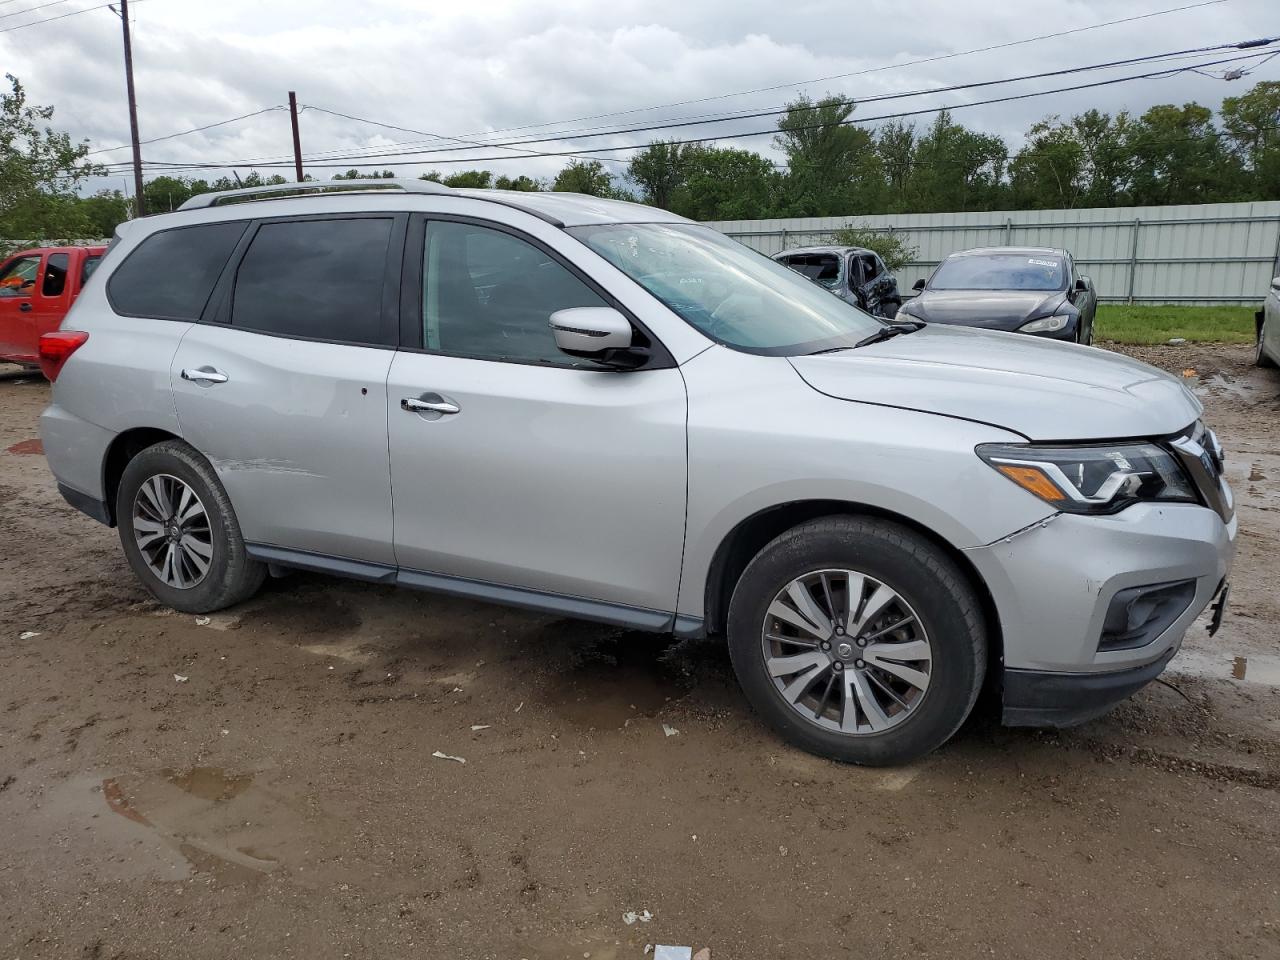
[38,180,1235,765]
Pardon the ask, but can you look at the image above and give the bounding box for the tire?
[116,439,266,614]
[1257,314,1276,368]
[726,516,986,766]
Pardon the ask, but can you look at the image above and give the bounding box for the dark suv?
[773,245,901,318]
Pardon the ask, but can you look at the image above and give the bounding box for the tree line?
[3,70,1278,247]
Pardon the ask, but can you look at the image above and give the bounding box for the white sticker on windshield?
[1028,258,1057,267]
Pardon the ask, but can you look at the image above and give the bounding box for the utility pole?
[111,0,146,217]
[288,92,304,182]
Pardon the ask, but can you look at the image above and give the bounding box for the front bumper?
[964,500,1235,724]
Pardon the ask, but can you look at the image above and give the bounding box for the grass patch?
[1096,304,1256,345]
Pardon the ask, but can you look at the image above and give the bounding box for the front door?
[171,215,402,564]
[0,253,43,361]
[387,217,688,615]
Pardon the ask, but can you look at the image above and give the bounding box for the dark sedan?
[896,247,1097,344]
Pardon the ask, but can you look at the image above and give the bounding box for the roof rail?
[177,178,453,211]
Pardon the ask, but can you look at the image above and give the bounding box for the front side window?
[232,218,393,344]
[43,253,69,297]
[0,256,41,298]
[570,223,882,355]
[108,222,247,319]
[929,254,1066,292]
[858,254,882,283]
[422,220,606,364]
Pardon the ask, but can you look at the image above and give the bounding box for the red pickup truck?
[0,245,106,369]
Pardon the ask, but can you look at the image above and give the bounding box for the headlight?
[1019,313,1070,334]
[896,300,921,320]
[976,442,1198,514]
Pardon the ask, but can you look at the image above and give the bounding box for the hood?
[905,289,1068,330]
[789,324,1202,441]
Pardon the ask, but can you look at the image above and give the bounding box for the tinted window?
[109,222,247,319]
[930,253,1066,291]
[233,218,393,344]
[81,255,102,286]
[42,253,69,297]
[858,254,881,282]
[423,221,606,363]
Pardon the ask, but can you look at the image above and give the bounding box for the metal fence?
[706,201,1280,305]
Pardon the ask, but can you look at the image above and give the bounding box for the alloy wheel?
[131,474,213,589]
[761,568,931,734]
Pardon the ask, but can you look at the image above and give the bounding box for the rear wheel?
[116,440,265,613]
[726,516,986,765]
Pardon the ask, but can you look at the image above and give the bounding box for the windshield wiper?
[852,320,925,349]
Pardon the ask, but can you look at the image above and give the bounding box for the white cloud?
[2,0,1276,193]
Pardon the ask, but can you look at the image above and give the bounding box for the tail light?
[38,331,89,381]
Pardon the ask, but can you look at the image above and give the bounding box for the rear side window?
[108,222,247,319]
[81,255,102,286]
[43,253,69,297]
[231,218,393,345]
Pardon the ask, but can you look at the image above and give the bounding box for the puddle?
[546,630,690,729]
[5,438,42,455]
[1193,373,1258,403]
[164,766,253,802]
[1171,648,1280,687]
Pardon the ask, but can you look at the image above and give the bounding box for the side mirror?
[1271,275,1279,290]
[912,278,926,292]
[1075,278,1089,292]
[550,307,645,368]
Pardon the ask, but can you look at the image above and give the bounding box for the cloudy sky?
[3,0,1278,195]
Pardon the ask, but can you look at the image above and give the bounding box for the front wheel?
[1257,314,1276,368]
[726,516,987,765]
[116,440,266,613]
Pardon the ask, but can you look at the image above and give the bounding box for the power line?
[87,105,286,155]
[430,0,1234,142]
[0,0,119,32]
[0,0,76,21]
[107,50,1279,174]
[292,41,1276,165]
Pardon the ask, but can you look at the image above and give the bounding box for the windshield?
[568,223,882,354]
[930,253,1066,292]
[777,252,842,290]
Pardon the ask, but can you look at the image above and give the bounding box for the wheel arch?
[101,426,183,526]
[700,499,1004,676]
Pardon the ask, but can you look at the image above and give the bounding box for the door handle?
[19,303,31,312]
[181,366,229,385]
[401,395,460,415]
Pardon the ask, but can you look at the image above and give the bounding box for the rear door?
[0,253,43,361]
[386,215,687,614]
[171,214,403,565]
[31,252,71,343]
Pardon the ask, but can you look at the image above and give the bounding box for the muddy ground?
[1,345,1278,960]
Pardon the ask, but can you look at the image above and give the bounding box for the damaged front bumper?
[964,502,1236,728]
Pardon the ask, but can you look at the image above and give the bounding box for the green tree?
[0,73,102,244]
[1009,117,1085,208]
[670,147,782,220]
[1124,103,1243,204]
[827,224,917,272]
[442,169,493,188]
[627,140,695,209]
[876,121,916,213]
[79,190,130,237]
[905,111,1007,212]
[552,159,629,198]
[332,168,396,179]
[775,95,885,216]
[1220,81,1280,199]
[494,174,543,191]
[143,175,203,212]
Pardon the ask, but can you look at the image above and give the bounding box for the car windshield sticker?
[1028,258,1057,267]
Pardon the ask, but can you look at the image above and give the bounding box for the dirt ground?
[1,345,1278,960]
